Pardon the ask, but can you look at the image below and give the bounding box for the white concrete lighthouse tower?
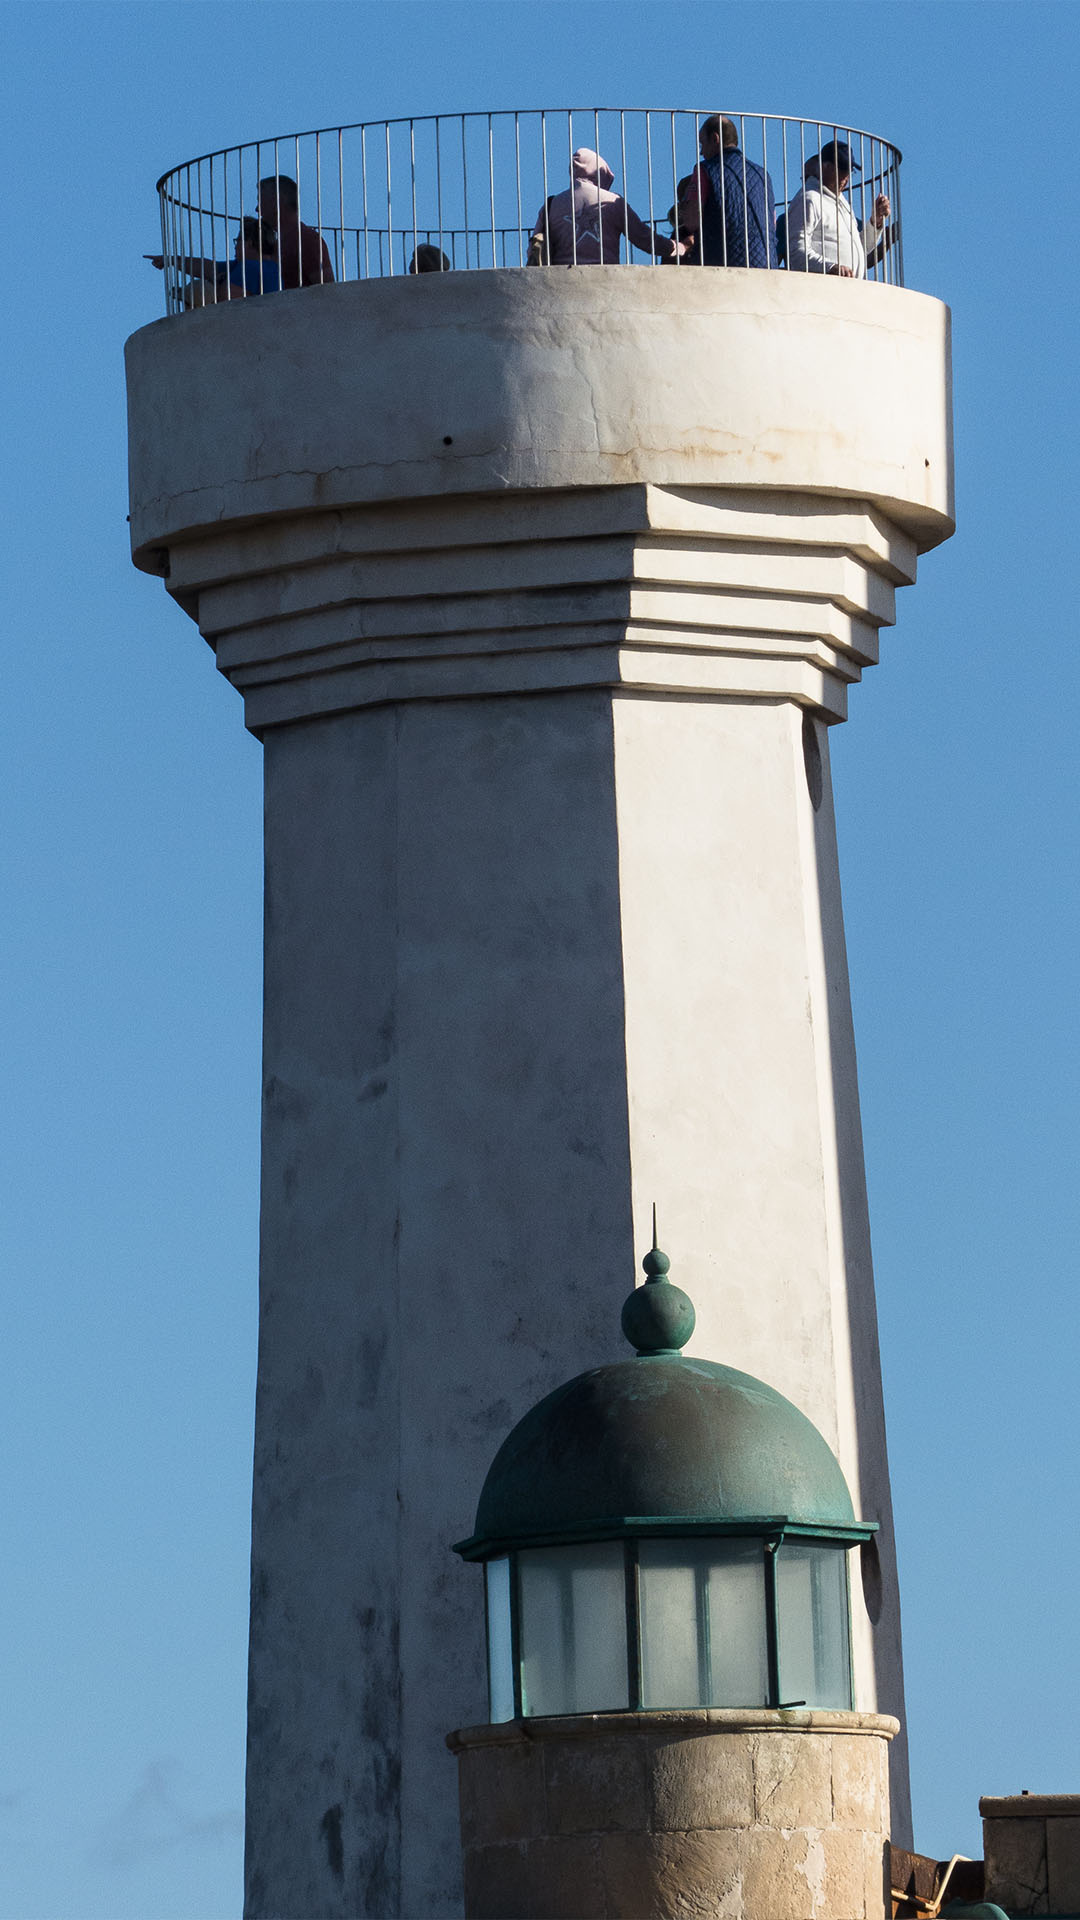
[126,108,953,1919]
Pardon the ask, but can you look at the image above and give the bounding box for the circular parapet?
[448,1709,898,1919]
[126,266,952,568]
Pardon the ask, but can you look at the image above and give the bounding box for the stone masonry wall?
[449,1709,897,1920]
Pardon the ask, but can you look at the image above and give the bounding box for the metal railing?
[154,109,904,315]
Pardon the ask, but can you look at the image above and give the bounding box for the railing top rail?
[155,108,902,189]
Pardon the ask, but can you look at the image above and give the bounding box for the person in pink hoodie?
[527,148,685,265]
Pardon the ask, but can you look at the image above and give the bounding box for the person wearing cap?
[676,114,778,269]
[526,149,685,265]
[784,139,890,278]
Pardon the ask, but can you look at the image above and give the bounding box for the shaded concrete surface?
[982,1795,1080,1915]
[248,693,634,1917]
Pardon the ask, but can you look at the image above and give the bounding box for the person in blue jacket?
[223,216,281,296]
[150,215,280,305]
[676,115,778,268]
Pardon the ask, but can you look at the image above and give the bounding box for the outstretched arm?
[149,254,222,279]
[620,196,682,261]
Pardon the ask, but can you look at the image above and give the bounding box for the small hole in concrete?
[443,435,454,445]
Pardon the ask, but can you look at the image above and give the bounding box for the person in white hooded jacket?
[785,139,891,278]
[528,148,684,265]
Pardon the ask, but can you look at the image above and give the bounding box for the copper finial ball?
[620,1227,696,1356]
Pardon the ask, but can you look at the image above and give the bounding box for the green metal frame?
[456,1514,877,1561]
[488,1529,859,1720]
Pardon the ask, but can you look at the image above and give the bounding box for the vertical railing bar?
[247,146,262,298]
[316,131,325,282]
[669,111,679,265]
[292,134,301,284]
[488,113,496,269]
[361,126,370,278]
[888,140,895,284]
[818,122,826,272]
[568,109,577,266]
[718,109,728,266]
[593,108,603,263]
[460,115,469,269]
[856,129,867,276]
[223,155,234,302]
[164,177,173,315]
[761,115,769,267]
[514,113,523,265]
[435,117,445,264]
[273,139,282,289]
[798,119,806,271]
[830,121,837,268]
[891,142,899,284]
[191,163,201,304]
[780,117,789,268]
[173,177,183,312]
[385,120,394,275]
[167,172,174,312]
[620,111,629,259]
[881,140,887,283]
[878,140,887,284]
[410,119,419,270]
[239,152,249,297]
[644,109,655,263]
[338,129,346,283]
[541,111,550,263]
[741,114,749,267]
[695,111,704,265]
[194,162,205,304]
[870,137,878,282]
[159,179,169,314]
[159,179,167,316]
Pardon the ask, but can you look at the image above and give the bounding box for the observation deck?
[130,106,951,737]
[154,106,905,310]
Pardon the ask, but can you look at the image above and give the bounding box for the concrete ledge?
[982,1797,1080,1819]
[450,1707,901,1745]
[126,267,953,565]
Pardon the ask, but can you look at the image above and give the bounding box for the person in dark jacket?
[677,115,778,268]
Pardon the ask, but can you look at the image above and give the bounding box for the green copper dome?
[455,1236,869,1560]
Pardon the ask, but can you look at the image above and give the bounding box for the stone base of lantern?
[448,1708,897,1920]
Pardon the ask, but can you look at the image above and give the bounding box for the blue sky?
[3,2,1078,1914]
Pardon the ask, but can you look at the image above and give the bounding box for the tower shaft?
[126,267,953,1918]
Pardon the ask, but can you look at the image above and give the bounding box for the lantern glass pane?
[776,1542,852,1709]
[638,1538,767,1708]
[517,1542,628,1716]
[485,1557,514,1723]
